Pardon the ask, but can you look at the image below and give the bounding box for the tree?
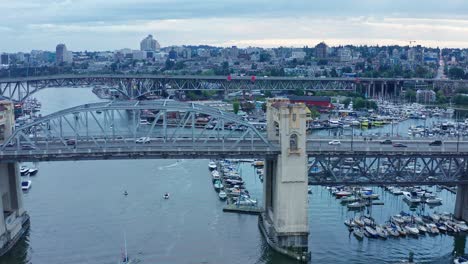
[309,107,320,119]
[293,88,304,96]
[264,90,273,98]
[342,98,351,108]
[233,101,240,114]
[342,66,353,74]
[436,90,447,104]
[330,67,338,77]
[405,89,416,102]
[448,67,466,80]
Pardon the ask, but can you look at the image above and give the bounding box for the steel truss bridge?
[2,75,468,102]
[0,100,467,185]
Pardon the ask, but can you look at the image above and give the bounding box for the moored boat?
[218,191,227,200]
[208,161,217,170]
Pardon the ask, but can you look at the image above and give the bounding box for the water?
[1,88,466,264]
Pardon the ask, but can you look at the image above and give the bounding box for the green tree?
[264,90,273,98]
[309,107,320,119]
[233,101,240,114]
[436,90,447,104]
[293,88,304,96]
[448,67,466,80]
[405,89,416,102]
[330,67,338,77]
[342,98,352,108]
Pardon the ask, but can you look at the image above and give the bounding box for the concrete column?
[455,184,468,221]
[261,99,309,261]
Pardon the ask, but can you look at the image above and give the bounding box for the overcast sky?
[2,0,468,52]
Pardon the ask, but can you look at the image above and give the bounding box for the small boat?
[413,216,424,225]
[252,160,264,167]
[340,195,359,203]
[436,223,447,233]
[403,191,421,203]
[364,226,378,238]
[455,221,468,232]
[361,216,375,226]
[21,180,32,191]
[430,213,441,222]
[426,223,439,234]
[335,191,352,198]
[454,255,468,264]
[393,224,406,236]
[353,227,364,240]
[344,219,355,227]
[385,225,399,237]
[163,193,170,199]
[353,217,364,227]
[417,224,427,234]
[211,170,221,181]
[375,225,388,239]
[404,224,419,235]
[218,191,227,200]
[308,186,312,194]
[213,180,223,192]
[28,167,38,176]
[123,191,128,196]
[426,197,443,205]
[208,161,217,170]
[391,215,405,225]
[347,202,366,209]
[20,166,29,176]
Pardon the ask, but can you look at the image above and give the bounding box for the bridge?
[1,74,468,102]
[0,98,467,261]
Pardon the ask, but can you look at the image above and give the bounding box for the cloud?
[2,1,468,51]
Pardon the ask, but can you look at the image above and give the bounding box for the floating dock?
[223,204,264,215]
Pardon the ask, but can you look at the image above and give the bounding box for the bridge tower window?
[290,134,298,151]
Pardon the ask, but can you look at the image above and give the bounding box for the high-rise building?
[0,54,9,65]
[56,44,68,64]
[314,42,328,59]
[140,35,160,51]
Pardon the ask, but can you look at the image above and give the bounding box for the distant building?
[0,54,9,65]
[288,96,333,110]
[338,47,352,62]
[416,89,436,103]
[291,50,306,60]
[140,35,160,51]
[56,44,73,64]
[132,50,146,60]
[314,42,328,59]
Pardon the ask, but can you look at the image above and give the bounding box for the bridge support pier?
[455,165,468,221]
[0,163,29,255]
[259,98,309,261]
[0,101,29,256]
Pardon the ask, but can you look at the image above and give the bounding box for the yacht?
[211,170,221,181]
[20,166,29,176]
[403,191,421,203]
[218,191,227,200]
[213,180,223,192]
[21,180,32,191]
[28,167,38,176]
[208,161,217,170]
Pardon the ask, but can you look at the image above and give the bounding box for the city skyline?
[2,0,468,52]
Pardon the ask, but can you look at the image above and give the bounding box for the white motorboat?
[353,227,364,240]
[211,170,221,181]
[430,213,441,222]
[21,180,32,191]
[353,217,364,227]
[335,191,352,197]
[28,167,38,176]
[455,221,468,232]
[375,226,388,239]
[390,187,403,195]
[20,166,29,176]
[364,226,378,238]
[344,219,355,227]
[404,225,420,235]
[417,224,427,233]
[385,225,399,237]
[426,223,440,234]
[426,197,443,205]
[208,161,217,170]
[403,191,421,203]
[163,193,170,199]
[308,186,312,194]
[218,191,227,200]
[391,215,405,225]
[347,202,366,209]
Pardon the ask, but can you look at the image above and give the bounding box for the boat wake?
[158,160,184,170]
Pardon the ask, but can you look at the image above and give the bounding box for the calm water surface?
[0,88,465,264]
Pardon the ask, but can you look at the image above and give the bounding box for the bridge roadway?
[2,74,468,102]
[1,138,467,162]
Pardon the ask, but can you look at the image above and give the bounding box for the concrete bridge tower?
[0,101,29,256]
[455,162,468,221]
[259,98,309,261]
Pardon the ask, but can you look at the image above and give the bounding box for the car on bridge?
[135,137,151,144]
[392,143,407,148]
[379,139,392,145]
[429,140,442,146]
[328,140,341,145]
[66,139,76,146]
